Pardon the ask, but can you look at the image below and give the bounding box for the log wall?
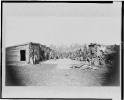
[6,44,29,65]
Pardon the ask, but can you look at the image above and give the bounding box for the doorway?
[20,50,26,61]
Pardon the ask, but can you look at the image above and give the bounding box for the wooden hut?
[6,42,41,65]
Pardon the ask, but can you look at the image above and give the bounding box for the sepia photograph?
[2,1,121,99]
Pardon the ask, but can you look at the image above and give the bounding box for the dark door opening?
[20,50,26,61]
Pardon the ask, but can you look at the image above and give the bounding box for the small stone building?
[6,42,41,65]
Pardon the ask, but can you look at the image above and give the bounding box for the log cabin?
[6,42,46,65]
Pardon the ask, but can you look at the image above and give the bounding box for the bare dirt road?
[43,59,85,69]
[6,59,119,86]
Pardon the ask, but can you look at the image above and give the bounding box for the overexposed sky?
[3,2,121,47]
[6,16,121,47]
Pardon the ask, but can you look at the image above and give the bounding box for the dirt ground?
[6,59,119,86]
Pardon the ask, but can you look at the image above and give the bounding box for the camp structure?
[6,42,46,65]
